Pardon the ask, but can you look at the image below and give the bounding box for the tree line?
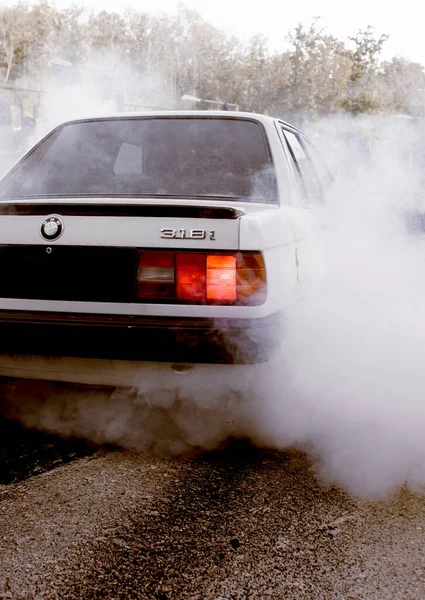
[1,2,425,121]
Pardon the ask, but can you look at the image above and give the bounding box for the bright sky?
[6,0,425,64]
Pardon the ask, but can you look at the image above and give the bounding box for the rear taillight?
[135,251,266,305]
[206,255,237,301]
[176,253,206,302]
[136,251,175,299]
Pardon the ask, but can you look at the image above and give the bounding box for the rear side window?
[0,118,278,203]
[282,128,325,205]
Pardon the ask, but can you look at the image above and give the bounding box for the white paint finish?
[0,296,276,319]
[44,110,287,127]
[239,206,315,250]
[0,111,326,385]
[0,215,239,248]
[0,113,321,320]
[238,202,319,310]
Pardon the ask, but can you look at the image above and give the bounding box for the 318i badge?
[160,228,216,240]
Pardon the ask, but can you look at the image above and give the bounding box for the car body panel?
[0,354,260,388]
[0,111,329,384]
[0,213,240,248]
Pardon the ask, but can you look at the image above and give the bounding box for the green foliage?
[349,26,389,83]
[0,3,422,118]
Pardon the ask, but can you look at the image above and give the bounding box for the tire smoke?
[2,77,425,498]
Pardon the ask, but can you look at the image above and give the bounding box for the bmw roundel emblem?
[40,216,64,241]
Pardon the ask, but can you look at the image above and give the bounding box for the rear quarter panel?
[237,118,324,315]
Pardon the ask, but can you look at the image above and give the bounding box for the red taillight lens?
[176,253,206,302]
[135,250,266,305]
[206,255,237,301]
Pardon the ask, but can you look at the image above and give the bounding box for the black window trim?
[278,122,325,207]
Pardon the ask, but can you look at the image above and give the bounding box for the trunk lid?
[0,198,246,249]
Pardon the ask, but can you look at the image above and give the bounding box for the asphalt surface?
[1,413,425,599]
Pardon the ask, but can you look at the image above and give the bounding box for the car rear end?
[0,113,288,387]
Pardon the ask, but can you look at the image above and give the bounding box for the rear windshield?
[0,117,278,203]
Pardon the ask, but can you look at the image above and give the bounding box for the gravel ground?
[0,416,96,485]
[1,422,425,599]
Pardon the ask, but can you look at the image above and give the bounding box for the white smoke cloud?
[4,65,425,500]
[255,114,425,498]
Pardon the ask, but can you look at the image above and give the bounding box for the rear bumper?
[0,310,283,385]
[0,356,256,388]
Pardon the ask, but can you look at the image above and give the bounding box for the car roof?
[55,110,302,133]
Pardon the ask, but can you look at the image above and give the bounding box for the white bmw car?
[0,111,329,388]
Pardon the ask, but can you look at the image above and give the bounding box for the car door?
[278,123,329,288]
